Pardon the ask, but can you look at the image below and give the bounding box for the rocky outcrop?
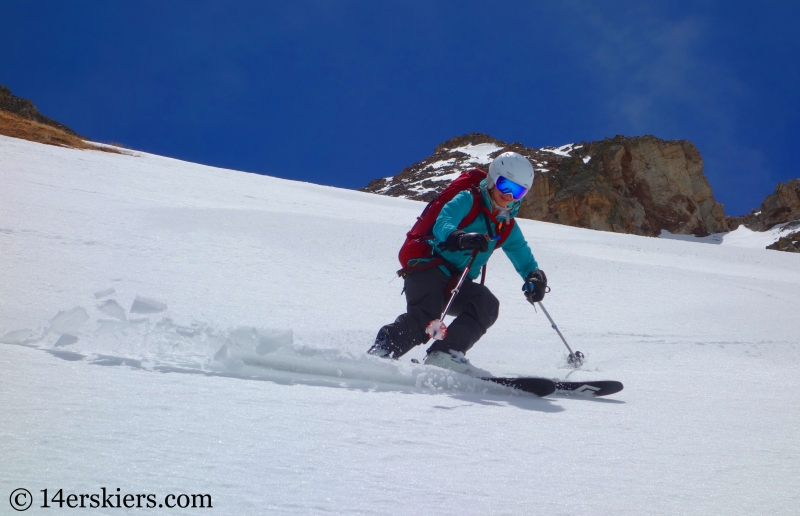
[766,228,800,252]
[728,178,800,232]
[362,133,729,237]
[525,135,729,236]
[0,85,122,153]
[0,85,78,136]
[726,178,800,253]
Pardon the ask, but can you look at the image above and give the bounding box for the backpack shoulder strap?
[455,186,517,245]
[456,185,486,230]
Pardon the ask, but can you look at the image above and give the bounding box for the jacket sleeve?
[502,223,539,279]
[432,190,475,243]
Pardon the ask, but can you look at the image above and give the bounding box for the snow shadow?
[43,349,85,361]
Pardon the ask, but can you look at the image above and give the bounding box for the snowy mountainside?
[361,132,581,201]
[2,135,800,515]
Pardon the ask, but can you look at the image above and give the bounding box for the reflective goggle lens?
[495,175,528,200]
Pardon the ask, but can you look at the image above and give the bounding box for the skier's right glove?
[445,230,489,253]
[523,269,548,304]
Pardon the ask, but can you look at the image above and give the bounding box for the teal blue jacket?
[429,179,539,280]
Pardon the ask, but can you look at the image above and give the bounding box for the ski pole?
[537,301,584,366]
[426,250,479,341]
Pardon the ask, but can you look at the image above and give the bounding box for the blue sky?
[3,1,799,215]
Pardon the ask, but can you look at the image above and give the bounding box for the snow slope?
[2,135,799,515]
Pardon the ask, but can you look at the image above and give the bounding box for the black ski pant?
[375,267,499,358]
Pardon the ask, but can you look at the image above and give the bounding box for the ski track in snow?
[2,135,800,515]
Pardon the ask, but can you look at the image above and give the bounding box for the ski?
[479,377,624,397]
[480,377,556,397]
[554,380,623,397]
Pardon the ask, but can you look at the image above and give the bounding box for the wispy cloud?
[555,2,771,213]
[570,5,740,133]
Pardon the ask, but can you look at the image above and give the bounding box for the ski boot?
[367,328,397,359]
[423,350,491,377]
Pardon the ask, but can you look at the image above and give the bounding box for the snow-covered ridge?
[362,134,587,201]
[378,142,505,198]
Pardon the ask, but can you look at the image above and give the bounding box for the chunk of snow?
[98,299,127,321]
[130,296,167,314]
[47,307,89,335]
[94,288,116,299]
[0,329,41,344]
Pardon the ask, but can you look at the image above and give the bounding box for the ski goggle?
[495,175,528,200]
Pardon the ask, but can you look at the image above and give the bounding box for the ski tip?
[554,380,623,397]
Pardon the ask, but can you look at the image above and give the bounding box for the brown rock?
[0,86,122,153]
[761,179,800,229]
[531,135,729,237]
[766,231,800,252]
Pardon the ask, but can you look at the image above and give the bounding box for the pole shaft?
[425,251,479,346]
[439,257,474,319]
[537,302,576,357]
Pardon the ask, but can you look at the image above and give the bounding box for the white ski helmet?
[488,152,535,192]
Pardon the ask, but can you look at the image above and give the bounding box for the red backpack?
[397,168,515,278]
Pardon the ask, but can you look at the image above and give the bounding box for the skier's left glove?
[522,269,548,304]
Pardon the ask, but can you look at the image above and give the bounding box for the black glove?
[522,269,548,304]
[444,230,489,253]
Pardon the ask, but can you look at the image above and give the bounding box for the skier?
[368,152,548,375]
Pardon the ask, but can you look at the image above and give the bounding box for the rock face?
[0,85,78,136]
[728,178,800,231]
[362,133,729,237]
